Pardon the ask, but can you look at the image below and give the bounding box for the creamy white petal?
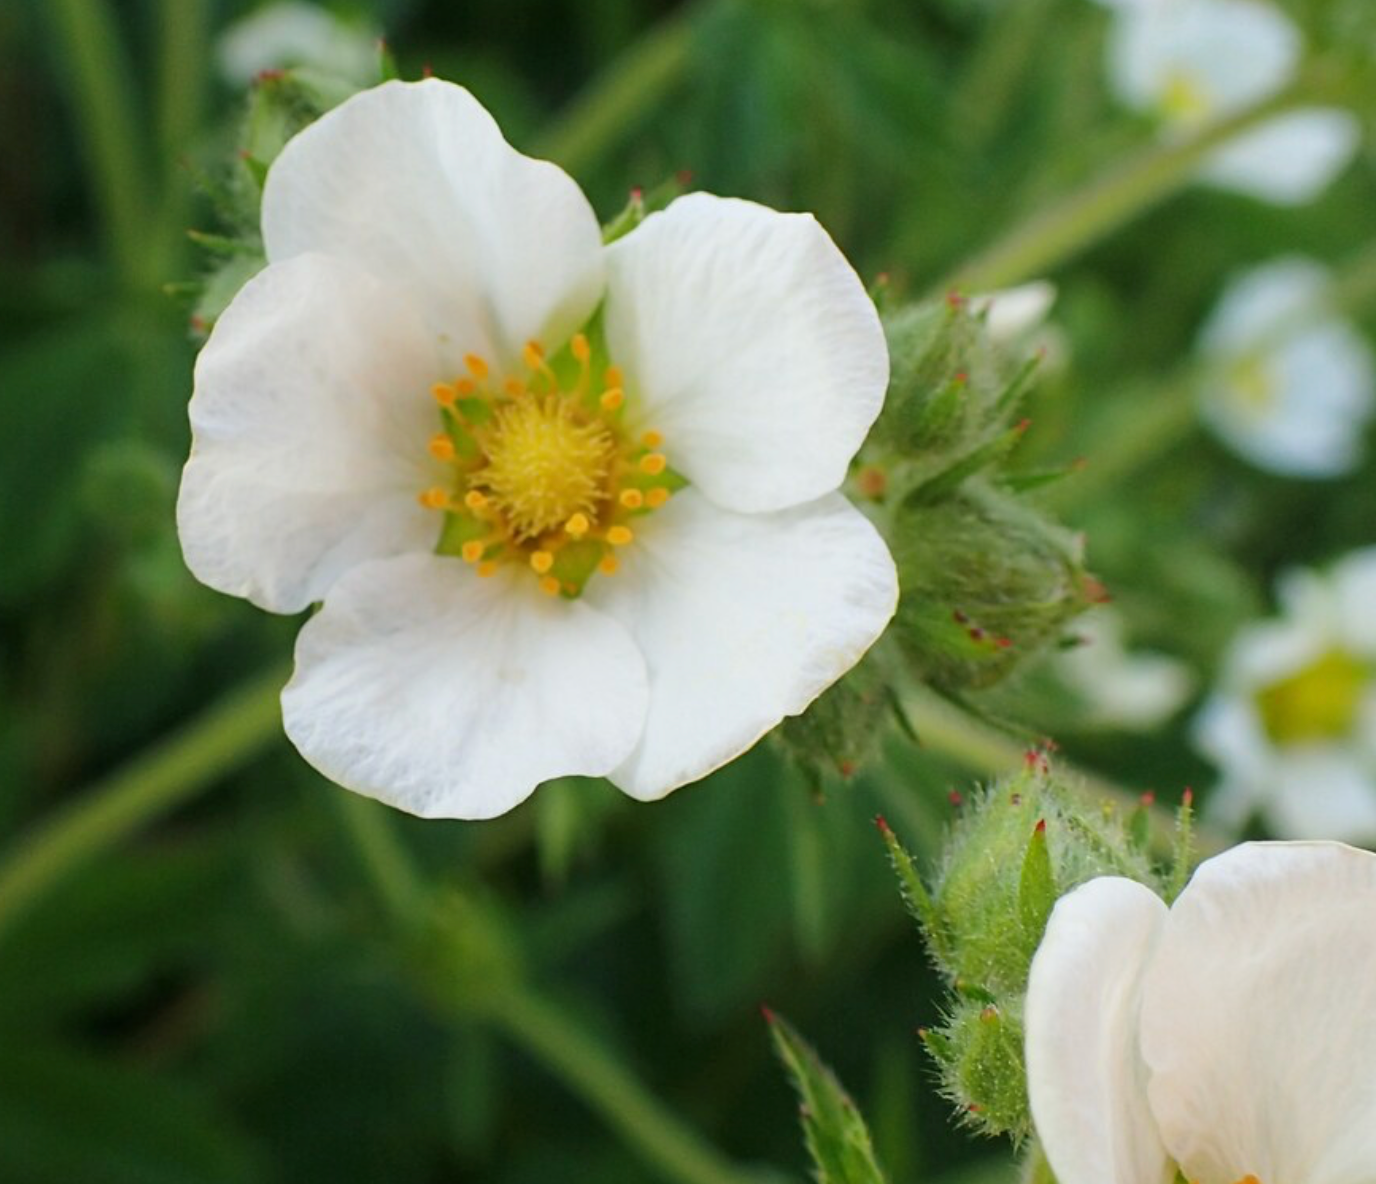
[262,79,605,372]
[1334,547,1376,656]
[1025,877,1172,1184]
[1141,841,1376,1184]
[969,282,1058,345]
[1199,256,1330,356]
[282,554,648,819]
[1263,750,1376,843]
[1201,108,1362,205]
[178,253,444,613]
[1193,694,1271,780]
[586,489,897,800]
[603,194,888,514]
[216,1,380,86]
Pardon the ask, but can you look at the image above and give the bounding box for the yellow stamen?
[418,487,450,510]
[606,525,633,546]
[570,334,591,363]
[429,433,456,462]
[565,512,590,537]
[539,575,562,597]
[454,377,476,396]
[604,365,623,390]
[639,452,667,476]
[524,340,557,387]
[599,553,619,575]
[463,490,489,512]
[600,387,624,412]
[619,488,644,509]
[477,560,499,578]
[646,487,670,508]
[431,382,458,407]
[530,550,554,574]
[504,377,527,397]
[641,430,663,449]
[464,353,489,381]
[461,540,485,564]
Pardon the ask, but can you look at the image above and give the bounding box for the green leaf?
[767,1012,889,1184]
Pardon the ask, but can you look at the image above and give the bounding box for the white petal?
[1263,750,1376,843]
[586,489,897,800]
[1201,108,1362,205]
[216,1,379,86]
[1025,877,1172,1184]
[968,281,1057,344]
[1199,256,1330,355]
[1141,841,1376,1184]
[262,79,605,372]
[602,193,888,514]
[177,253,444,613]
[1334,546,1376,656]
[282,554,648,819]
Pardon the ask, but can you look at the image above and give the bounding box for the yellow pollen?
[418,487,450,510]
[642,430,663,448]
[539,575,562,597]
[461,540,485,563]
[454,377,476,396]
[639,452,667,476]
[571,334,591,362]
[599,553,619,575]
[565,512,590,537]
[474,397,616,540]
[604,366,623,389]
[464,353,489,381]
[619,488,644,509]
[1255,650,1366,744]
[463,490,489,512]
[431,382,458,407]
[504,377,527,397]
[645,487,670,508]
[524,340,557,386]
[429,433,456,461]
[606,525,633,546]
[477,560,499,578]
[530,550,554,574]
[601,388,624,411]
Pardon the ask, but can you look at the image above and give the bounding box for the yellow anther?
[606,525,634,546]
[464,353,489,381]
[641,430,663,449]
[539,575,562,597]
[523,340,557,386]
[464,490,489,511]
[461,540,485,563]
[604,365,623,390]
[646,487,670,508]
[504,377,527,397]
[565,512,590,537]
[477,560,499,578]
[454,377,476,396]
[428,433,456,462]
[530,550,555,574]
[570,334,591,362]
[418,487,450,510]
[619,488,644,509]
[600,387,624,412]
[639,452,667,476]
[431,382,459,407]
[599,553,620,575]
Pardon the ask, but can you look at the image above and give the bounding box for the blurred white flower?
[1195,257,1376,477]
[968,281,1057,346]
[1057,607,1193,729]
[1102,0,1361,204]
[1193,548,1376,842]
[1026,840,1376,1184]
[177,80,897,820]
[217,1,380,86]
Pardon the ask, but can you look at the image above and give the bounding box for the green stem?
[535,9,695,174]
[0,663,290,947]
[330,793,427,924]
[155,0,211,268]
[481,986,775,1184]
[41,0,154,287]
[938,86,1301,293]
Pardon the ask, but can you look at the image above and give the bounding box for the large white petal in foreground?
[283,554,649,819]
[1025,877,1173,1184]
[178,253,443,613]
[603,194,888,515]
[262,79,605,372]
[587,489,898,800]
[1140,841,1376,1184]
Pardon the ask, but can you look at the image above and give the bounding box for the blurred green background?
[1,0,1373,1181]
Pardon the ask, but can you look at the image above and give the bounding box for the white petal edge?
[603,193,889,514]
[178,253,444,613]
[1025,876,1173,1184]
[1140,841,1376,1184]
[262,79,605,373]
[1200,108,1362,206]
[586,488,898,800]
[1334,546,1376,655]
[282,554,649,820]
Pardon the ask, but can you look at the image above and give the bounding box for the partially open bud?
[775,649,896,784]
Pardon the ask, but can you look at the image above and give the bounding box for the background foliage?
[2,0,1373,1181]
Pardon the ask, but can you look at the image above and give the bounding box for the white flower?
[1103,0,1361,204]
[176,79,898,820]
[1193,548,1376,843]
[1026,840,1376,1184]
[217,1,380,87]
[1196,257,1376,478]
[1057,607,1193,730]
[968,282,1058,346]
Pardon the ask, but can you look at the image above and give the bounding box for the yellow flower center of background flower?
[1225,354,1276,417]
[1160,69,1211,124]
[1255,649,1367,744]
[417,334,681,597]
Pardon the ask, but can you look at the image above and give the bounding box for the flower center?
[1255,649,1367,744]
[1225,354,1276,417]
[1159,69,1212,125]
[417,334,681,597]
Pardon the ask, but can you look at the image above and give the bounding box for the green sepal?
[1016,821,1055,945]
